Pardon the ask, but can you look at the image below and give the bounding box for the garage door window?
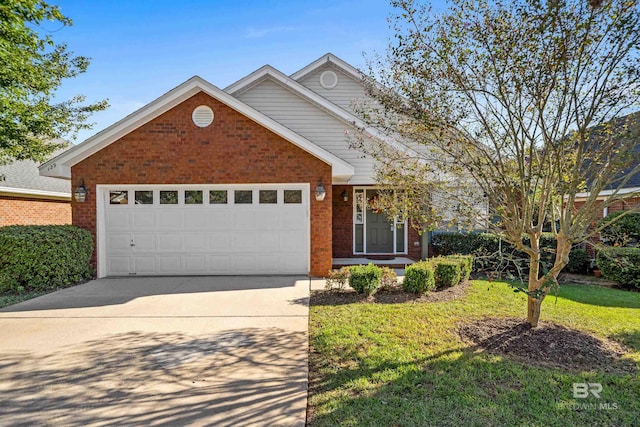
[135,191,153,205]
[160,191,178,204]
[284,190,302,204]
[209,190,227,204]
[110,190,128,205]
[234,190,252,204]
[185,190,203,204]
[259,190,277,204]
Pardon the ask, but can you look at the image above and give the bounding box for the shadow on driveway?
[0,276,309,313]
[0,327,307,426]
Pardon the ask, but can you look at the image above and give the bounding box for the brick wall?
[72,91,332,277]
[0,196,71,227]
[332,185,353,257]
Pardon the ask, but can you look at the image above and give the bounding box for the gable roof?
[225,64,422,160]
[0,145,71,200]
[39,76,354,181]
[290,53,364,82]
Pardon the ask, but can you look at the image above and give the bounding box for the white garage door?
[100,185,309,276]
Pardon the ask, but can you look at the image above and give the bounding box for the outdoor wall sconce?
[74,180,88,203]
[342,190,349,202]
[315,181,326,201]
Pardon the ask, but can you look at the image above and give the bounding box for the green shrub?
[564,248,590,274]
[431,232,557,274]
[0,225,94,293]
[446,255,474,281]
[598,210,640,247]
[325,267,351,290]
[348,263,382,296]
[596,247,640,290]
[433,261,462,289]
[403,261,435,294]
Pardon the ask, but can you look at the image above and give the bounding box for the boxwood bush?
[403,261,435,294]
[348,263,382,296]
[445,255,474,281]
[0,225,94,293]
[433,261,461,289]
[596,247,640,290]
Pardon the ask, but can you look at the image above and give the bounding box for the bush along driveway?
[307,281,639,426]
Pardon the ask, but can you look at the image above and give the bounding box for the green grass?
[0,291,49,308]
[308,281,640,426]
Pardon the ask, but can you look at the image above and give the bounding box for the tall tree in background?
[358,0,640,326]
[0,0,107,163]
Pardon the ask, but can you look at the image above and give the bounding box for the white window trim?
[352,186,408,256]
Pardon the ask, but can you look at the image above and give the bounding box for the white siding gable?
[236,78,376,184]
[297,63,368,116]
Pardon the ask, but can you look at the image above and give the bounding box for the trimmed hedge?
[596,247,640,290]
[0,225,94,293]
[403,261,435,294]
[348,263,382,296]
[433,261,461,288]
[431,232,557,273]
[565,248,589,274]
[598,210,640,246]
[445,255,474,281]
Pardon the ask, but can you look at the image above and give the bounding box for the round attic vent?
[319,70,338,89]
[192,105,214,127]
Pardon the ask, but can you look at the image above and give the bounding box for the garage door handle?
[130,240,135,247]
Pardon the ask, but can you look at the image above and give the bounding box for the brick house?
[0,153,71,227]
[40,54,426,278]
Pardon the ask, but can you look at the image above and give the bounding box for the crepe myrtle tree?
[0,0,108,163]
[353,0,640,327]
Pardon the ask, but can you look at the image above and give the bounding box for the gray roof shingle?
[0,145,71,195]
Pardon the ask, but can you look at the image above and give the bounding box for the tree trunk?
[527,295,544,327]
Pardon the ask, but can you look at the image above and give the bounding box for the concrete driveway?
[0,276,310,427]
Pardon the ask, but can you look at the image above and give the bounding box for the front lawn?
[308,281,640,426]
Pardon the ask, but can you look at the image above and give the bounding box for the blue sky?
[49,0,412,143]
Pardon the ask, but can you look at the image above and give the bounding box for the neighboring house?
[0,152,71,227]
[39,53,424,278]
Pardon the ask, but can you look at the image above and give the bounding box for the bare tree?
[356,0,640,326]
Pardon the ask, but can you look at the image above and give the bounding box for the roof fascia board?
[0,186,71,200]
[290,53,363,82]
[574,187,640,200]
[40,76,354,179]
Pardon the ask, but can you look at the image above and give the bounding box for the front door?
[365,190,394,253]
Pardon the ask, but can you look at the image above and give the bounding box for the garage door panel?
[107,233,131,251]
[208,233,231,251]
[207,255,232,274]
[158,210,181,229]
[157,233,182,251]
[106,210,130,230]
[108,257,131,276]
[184,210,208,229]
[133,211,155,229]
[157,256,182,274]
[184,255,206,273]
[104,185,308,276]
[132,233,155,251]
[184,233,206,251]
[134,256,156,274]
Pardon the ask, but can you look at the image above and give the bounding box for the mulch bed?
[310,280,473,306]
[458,317,636,374]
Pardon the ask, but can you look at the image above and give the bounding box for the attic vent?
[320,70,338,89]
[192,105,214,127]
